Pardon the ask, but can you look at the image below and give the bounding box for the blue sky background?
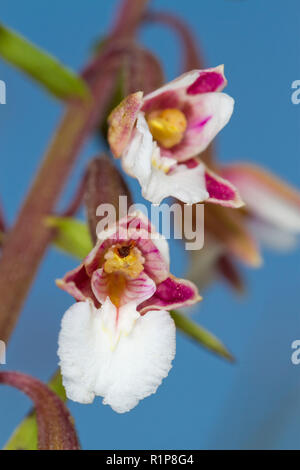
[0,0,299,450]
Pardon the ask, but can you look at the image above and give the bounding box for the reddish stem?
[60,170,88,218]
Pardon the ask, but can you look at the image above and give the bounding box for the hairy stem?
[0,0,149,343]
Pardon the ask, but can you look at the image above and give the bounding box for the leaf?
[1,371,78,450]
[0,23,89,100]
[171,311,234,362]
[46,216,93,259]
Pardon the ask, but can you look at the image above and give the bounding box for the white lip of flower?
[58,299,176,413]
[122,113,209,205]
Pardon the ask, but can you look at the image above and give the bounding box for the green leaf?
[46,216,93,260]
[171,311,234,362]
[0,23,89,100]
[4,371,66,451]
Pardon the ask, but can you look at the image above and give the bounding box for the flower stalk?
[0,0,149,343]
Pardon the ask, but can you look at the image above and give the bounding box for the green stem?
[0,0,149,343]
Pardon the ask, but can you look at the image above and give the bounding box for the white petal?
[144,162,209,205]
[185,92,234,156]
[97,308,176,413]
[58,301,176,413]
[58,301,101,404]
[122,113,210,204]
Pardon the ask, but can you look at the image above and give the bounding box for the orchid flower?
[57,212,200,413]
[222,164,300,252]
[108,66,243,208]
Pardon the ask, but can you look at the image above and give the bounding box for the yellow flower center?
[103,244,144,280]
[146,108,187,149]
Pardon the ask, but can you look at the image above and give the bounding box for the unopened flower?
[108,66,243,207]
[57,212,200,413]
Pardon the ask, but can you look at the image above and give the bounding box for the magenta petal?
[205,167,244,208]
[187,71,225,95]
[139,276,201,314]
